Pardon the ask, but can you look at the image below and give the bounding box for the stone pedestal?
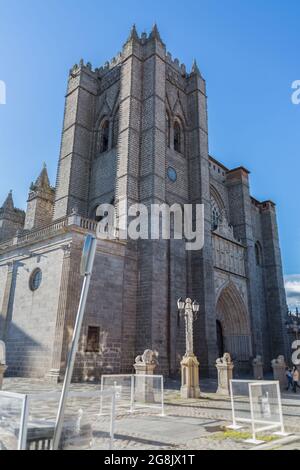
[271,355,287,389]
[45,368,63,384]
[180,354,201,399]
[134,351,158,403]
[0,364,7,390]
[216,353,234,396]
[252,355,264,380]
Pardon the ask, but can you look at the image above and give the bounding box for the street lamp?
[177,298,200,355]
[177,297,201,399]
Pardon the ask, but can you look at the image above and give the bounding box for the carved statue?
[271,355,286,366]
[135,349,159,365]
[252,354,262,365]
[216,352,232,365]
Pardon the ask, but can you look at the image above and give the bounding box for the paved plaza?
[1,377,300,451]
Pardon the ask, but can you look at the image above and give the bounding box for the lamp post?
[177,297,201,399]
[52,235,97,450]
[177,298,199,355]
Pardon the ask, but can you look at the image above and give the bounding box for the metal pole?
[99,375,104,416]
[276,381,285,434]
[130,374,135,413]
[52,235,97,450]
[229,380,236,428]
[19,394,29,450]
[248,383,256,442]
[161,376,165,417]
[109,391,116,450]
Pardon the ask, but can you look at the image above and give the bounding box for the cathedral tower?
[0,191,25,242]
[24,164,55,231]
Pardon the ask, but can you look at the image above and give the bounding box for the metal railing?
[100,374,165,417]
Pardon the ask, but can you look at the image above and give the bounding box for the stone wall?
[0,237,67,377]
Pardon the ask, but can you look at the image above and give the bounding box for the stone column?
[134,350,158,402]
[271,355,287,389]
[252,355,264,380]
[216,353,234,395]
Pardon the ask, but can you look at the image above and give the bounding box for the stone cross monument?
[177,298,201,399]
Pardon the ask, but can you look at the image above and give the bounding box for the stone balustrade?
[0,215,102,252]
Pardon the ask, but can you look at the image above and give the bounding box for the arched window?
[99,119,109,153]
[166,112,170,148]
[255,242,263,266]
[212,208,220,231]
[29,268,42,291]
[112,108,119,149]
[211,195,222,230]
[174,121,182,153]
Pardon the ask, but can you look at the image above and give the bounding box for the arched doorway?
[216,282,252,371]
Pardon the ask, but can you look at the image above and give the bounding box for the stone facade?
[0,26,288,380]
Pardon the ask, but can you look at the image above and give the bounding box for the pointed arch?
[98,117,109,153]
[216,282,252,363]
[210,185,226,213]
[210,185,226,230]
[172,91,188,126]
[173,118,184,154]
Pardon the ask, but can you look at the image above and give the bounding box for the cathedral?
[0,26,288,381]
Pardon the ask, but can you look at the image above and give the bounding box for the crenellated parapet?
[68,24,204,83]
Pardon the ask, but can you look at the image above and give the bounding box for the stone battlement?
[69,25,199,79]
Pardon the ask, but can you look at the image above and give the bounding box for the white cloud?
[285,274,300,310]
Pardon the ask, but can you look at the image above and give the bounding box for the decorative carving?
[252,355,264,380]
[216,353,234,395]
[213,234,246,277]
[271,355,287,390]
[216,352,232,365]
[135,349,159,366]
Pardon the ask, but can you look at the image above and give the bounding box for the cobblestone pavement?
[1,378,300,450]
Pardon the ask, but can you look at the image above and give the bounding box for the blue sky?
[0,0,299,305]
